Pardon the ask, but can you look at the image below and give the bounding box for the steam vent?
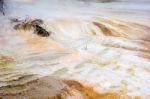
[0,0,150,99]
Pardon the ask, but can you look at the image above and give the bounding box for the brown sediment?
[0,76,140,99]
[90,28,97,36]
[93,18,150,41]
[138,51,150,60]
[0,76,66,99]
[93,22,113,36]
[139,40,150,51]
[93,21,133,38]
[101,43,150,53]
[103,42,150,60]
[135,39,150,60]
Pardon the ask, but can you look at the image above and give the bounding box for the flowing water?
[0,0,150,98]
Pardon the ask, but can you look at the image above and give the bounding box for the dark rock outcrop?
[0,0,4,15]
[13,18,51,37]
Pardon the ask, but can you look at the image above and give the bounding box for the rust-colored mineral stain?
[90,29,97,36]
[93,22,113,36]
[64,80,140,99]
[138,52,150,60]
[138,39,150,50]
[102,43,150,54]
[136,38,150,60]
[17,31,65,53]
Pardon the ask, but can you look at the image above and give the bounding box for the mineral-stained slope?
[0,0,150,99]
